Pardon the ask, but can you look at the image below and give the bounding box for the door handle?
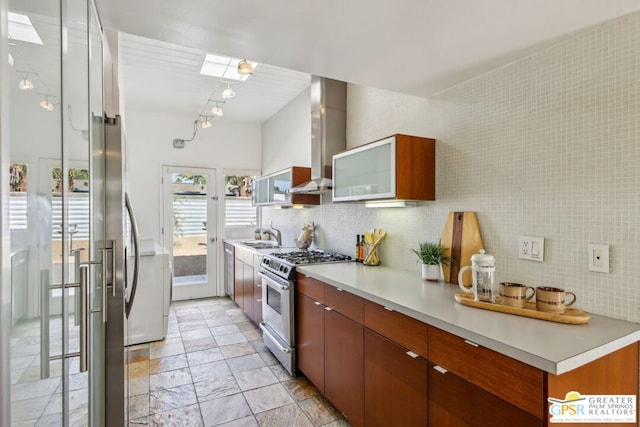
[40,269,50,379]
[79,265,88,372]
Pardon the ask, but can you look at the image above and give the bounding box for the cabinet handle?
[406,351,419,359]
[325,307,333,311]
[383,306,394,312]
[433,365,448,375]
[464,339,479,347]
[257,299,262,302]
[314,301,322,306]
[336,288,343,292]
[256,284,261,287]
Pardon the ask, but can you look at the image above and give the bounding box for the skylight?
[8,12,43,45]
[200,54,258,81]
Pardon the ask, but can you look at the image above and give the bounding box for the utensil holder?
[363,244,380,266]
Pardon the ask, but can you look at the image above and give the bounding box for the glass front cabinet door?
[252,167,320,206]
[332,134,436,202]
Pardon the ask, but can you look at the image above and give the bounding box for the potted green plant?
[254,228,262,240]
[411,241,454,281]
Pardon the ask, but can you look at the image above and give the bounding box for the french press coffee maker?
[458,249,496,302]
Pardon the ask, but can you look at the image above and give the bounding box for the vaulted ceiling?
[49,1,640,123]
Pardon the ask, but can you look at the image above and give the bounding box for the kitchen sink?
[241,241,279,249]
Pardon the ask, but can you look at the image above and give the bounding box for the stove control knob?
[283,267,289,274]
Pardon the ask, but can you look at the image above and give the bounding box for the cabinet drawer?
[429,327,543,418]
[364,300,428,358]
[325,285,364,324]
[297,274,326,302]
[429,362,542,427]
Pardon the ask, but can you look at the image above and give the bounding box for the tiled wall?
[263,12,640,323]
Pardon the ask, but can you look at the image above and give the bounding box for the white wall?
[125,110,262,242]
[261,88,311,174]
[263,11,640,323]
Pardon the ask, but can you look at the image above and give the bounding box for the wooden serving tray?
[454,292,590,324]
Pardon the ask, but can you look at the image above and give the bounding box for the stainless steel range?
[259,250,352,375]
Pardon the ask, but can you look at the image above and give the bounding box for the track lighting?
[237,59,254,75]
[222,83,235,100]
[211,104,224,117]
[19,77,34,90]
[39,95,54,111]
[201,117,212,128]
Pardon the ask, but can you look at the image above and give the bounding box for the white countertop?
[296,262,640,375]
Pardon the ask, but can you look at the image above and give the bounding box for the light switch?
[519,235,544,262]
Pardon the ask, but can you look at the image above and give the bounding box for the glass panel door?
[163,166,218,300]
[8,2,65,424]
[7,0,107,425]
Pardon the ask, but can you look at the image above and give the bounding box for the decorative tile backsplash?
[263,12,640,323]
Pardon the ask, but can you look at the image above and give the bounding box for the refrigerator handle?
[125,192,140,318]
[102,240,116,323]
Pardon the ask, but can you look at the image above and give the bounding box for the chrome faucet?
[263,222,282,247]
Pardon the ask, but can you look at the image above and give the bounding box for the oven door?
[259,270,293,345]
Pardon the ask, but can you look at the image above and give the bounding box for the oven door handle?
[258,272,290,291]
[259,322,291,354]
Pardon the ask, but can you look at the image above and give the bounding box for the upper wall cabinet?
[253,167,320,206]
[332,134,436,202]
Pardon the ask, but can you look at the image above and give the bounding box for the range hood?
[288,76,346,194]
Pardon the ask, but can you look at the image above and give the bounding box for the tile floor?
[127,297,350,426]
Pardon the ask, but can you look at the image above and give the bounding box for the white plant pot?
[421,263,440,281]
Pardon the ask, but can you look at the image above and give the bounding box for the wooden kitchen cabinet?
[429,327,544,418]
[296,292,325,392]
[253,254,263,325]
[325,307,364,427]
[332,134,436,202]
[296,274,364,426]
[364,329,428,427]
[232,247,262,325]
[429,362,542,427]
[252,166,319,206]
[296,274,326,392]
[364,300,429,359]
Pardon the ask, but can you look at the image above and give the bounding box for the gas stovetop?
[260,250,352,280]
[272,250,352,265]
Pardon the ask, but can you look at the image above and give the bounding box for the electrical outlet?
[519,235,544,262]
[588,244,609,273]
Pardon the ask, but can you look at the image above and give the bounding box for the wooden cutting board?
[440,212,484,286]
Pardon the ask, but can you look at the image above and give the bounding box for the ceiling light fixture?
[211,104,224,117]
[8,53,14,67]
[39,95,54,111]
[222,83,236,100]
[19,75,34,90]
[237,59,254,75]
[201,117,212,128]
